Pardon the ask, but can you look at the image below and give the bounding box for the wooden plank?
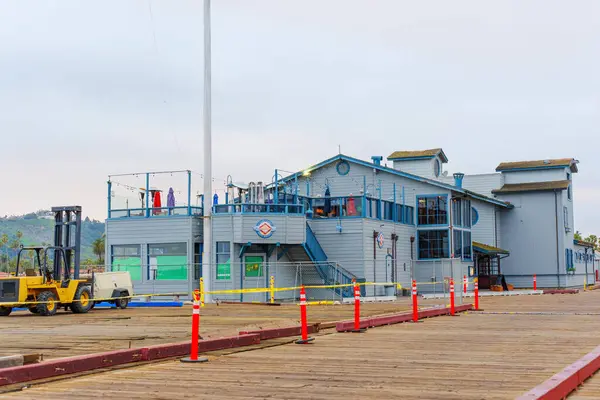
[5,292,600,399]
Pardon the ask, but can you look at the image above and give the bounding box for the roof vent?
[453,172,465,188]
[371,156,383,166]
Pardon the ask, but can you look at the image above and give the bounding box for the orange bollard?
[181,290,208,363]
[352,282,366,333]
[450,278,456,316]
[474,278,479,311]
[463,275,467,295]
[295,286,315,344]
[412,280,419,322]
[533,274,537,291]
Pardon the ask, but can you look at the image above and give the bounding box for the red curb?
[145,334,261,361]
[335,304,473,332]
[517,345,600,399]
[0,334,262,386]
[0,348,146,386]
[543,289,579,295]
[239,324,319,340]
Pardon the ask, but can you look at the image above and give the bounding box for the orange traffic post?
[411,280,419,323]
[533,274,537,291]
[295,286,315,344]
[449,278,456,316]
[181,290,208,363]
[474,278,480,311]
[352,281,366,333]
[463,275,467,295]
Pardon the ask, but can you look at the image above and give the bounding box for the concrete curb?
[517,344,600,399]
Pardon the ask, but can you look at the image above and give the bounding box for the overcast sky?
[0,1,598,234]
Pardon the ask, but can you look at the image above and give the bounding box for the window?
[244,255,264,277]
[472,207,479,226]
[383,201,394,221]
[148,243,187,280]
[216,242,231,280]
[453,230,462,259]
[563,206,570,231]
[462,231,472,260]
[418,230,449,259]
[405,206,414,225]
[194,243,203,280]
[434,159,441,177]
[417,195,448,225]
[111,245,141,281]
[452,199,462,227]
[568,185,572,201]
[462,200,472,228]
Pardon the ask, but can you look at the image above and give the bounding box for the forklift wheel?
[36,291,58,316]
[71,286,93,314]
[0,307,12,316]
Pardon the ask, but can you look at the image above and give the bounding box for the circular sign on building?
[254,219,276,239]
[377,232,385,249]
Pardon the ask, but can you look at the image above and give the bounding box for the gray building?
[104,150,595,300]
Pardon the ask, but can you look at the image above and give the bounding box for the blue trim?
[107,181,112,219]
[472,207,479,225]
[187,170,192,216]
[145,173,150,218]
[336,160,350,176]
[273,154,511,209]
[416,228,451,260]
[416,194,449,226]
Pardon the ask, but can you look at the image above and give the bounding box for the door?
[243,254,266,302]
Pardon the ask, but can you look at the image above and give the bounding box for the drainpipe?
[373,230,378,296]
[585,247,589,285]
[554,191,561,288]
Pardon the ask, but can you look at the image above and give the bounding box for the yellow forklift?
[0,206,93,316]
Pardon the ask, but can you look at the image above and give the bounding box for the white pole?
[202,0,213,302]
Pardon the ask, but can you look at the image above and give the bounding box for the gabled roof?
[387,148,448,163]
[573,239,595,249]
[473,241,510,255]
[275,154,512,209]
[492,180,570,194]
[496,158,578,173]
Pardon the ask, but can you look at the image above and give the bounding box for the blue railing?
[213,203,304,214]
[303,223,358,297]
[109,206,203,218]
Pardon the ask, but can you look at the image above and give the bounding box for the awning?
[473,241,510,256]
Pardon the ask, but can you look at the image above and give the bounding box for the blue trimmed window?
[417,195,448,225]
[418,229,450,259]
[472,207,479,226]
[453,230,462,258]
[462,231,472,260]
[434,159,441,177]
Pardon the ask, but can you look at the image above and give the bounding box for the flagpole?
[202,0,213,302]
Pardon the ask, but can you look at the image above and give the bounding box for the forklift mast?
[51,206,82,281]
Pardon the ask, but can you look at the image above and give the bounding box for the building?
[104,149,595,300]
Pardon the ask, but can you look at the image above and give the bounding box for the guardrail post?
[352,280,366,333]
[200,278,205,308]
[450,278,456,316]
[270,275,275,304]
[533,274,537,291]
[412,280,419,323]
[474,278,479,311]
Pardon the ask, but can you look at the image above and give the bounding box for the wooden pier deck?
[0,301,415,360]
[3,290,600,399]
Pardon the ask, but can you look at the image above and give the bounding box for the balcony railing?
[213,203,304,215]
[109,206,203,218]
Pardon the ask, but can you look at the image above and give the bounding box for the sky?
[0,1,598,234]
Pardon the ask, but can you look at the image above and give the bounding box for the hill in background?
[0,210,105,261]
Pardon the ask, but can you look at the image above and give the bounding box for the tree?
[92,235,105,264]
[584,234,598,249]
[574,231,583,240]
[0,234,8,271]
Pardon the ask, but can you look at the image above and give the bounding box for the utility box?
[93,272,133,309]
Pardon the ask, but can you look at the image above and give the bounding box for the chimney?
[453,173,465,188]
[371,156,383,166]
